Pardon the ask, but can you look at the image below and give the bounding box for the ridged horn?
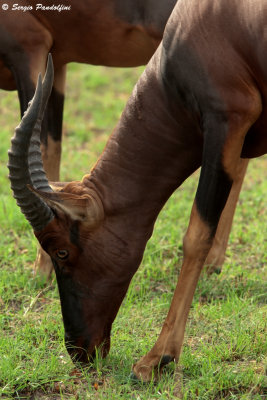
[28,54,54,192]
[8,55,55,232]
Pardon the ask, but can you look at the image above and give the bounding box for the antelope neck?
[84,52,202,232]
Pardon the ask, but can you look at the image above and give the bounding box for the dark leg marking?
[196,160,233,233]
[159,355,175,367]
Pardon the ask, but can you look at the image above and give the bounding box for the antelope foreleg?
[132,202,214,381]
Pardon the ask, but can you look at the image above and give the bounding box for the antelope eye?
[56,249,69,260]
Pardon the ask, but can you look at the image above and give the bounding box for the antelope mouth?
[65,333,111,367]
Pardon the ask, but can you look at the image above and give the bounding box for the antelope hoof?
[204,264,222,275]
[131,354,174,382]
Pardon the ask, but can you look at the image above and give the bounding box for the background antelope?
[0,0,177,182]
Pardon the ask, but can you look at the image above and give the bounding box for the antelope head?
[8,56,140,365]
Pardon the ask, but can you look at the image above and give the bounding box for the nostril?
[64,333,95,366]
[64,332,110,366]
[88,348,96,363]
[65,335,88,363]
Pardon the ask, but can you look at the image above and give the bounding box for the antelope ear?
[28,186,104,227]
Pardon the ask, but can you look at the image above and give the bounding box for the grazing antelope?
[9,0,265,381]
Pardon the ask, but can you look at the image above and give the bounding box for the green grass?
[0,63,266,399]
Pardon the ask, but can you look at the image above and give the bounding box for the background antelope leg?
[205,158,249,273]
